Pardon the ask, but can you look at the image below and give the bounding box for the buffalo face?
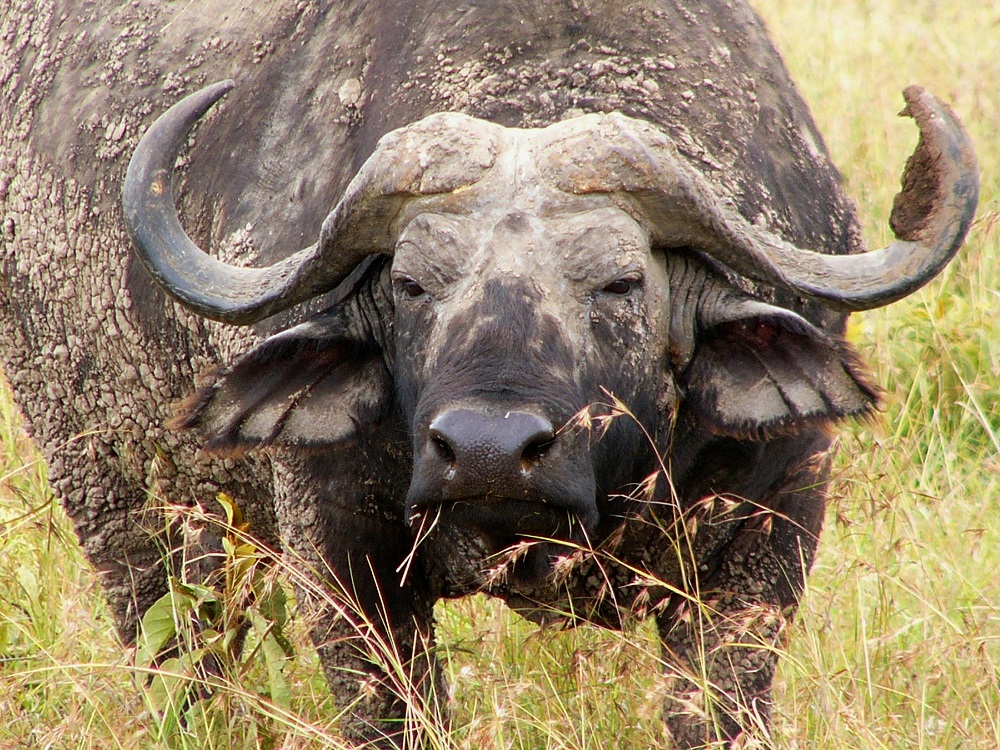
[128,83,976,600]
[389,187,676,593]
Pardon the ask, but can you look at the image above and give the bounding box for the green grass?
[2,0,997,747]
[759,1,999,748]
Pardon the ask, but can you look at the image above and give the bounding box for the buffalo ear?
[172,314,392,455]
[681,300,878,439]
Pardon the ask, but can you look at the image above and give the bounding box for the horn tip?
[890,86,979,245]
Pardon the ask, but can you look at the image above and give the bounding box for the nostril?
[520,431,555,473]
[429,431,456,465]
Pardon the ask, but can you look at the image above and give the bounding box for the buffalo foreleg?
[655,450,827,748]
[273,454,445,748]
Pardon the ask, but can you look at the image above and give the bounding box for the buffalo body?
[0,1,976,747]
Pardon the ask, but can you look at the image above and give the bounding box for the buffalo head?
[122,81,977,595]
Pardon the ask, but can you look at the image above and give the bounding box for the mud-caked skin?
[389,177,673,594]
[159,95,972,747]
[1,1,977,748]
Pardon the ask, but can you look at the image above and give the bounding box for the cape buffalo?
[0,1,978,748]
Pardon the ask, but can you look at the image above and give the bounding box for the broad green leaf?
[147,656,190,717]
[234,542,258,558]
[254,578,289,629]
[174,581,215,603]
[249,610,291,710]
[216,491,243,528]
[136,591,188,669]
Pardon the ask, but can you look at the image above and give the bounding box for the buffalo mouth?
[407,496,591,596]
[403,405,599,594]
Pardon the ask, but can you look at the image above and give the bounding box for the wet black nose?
[428,409,555,492]
[406,405,599,531]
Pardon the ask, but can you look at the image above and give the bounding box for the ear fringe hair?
[168,366,224,431]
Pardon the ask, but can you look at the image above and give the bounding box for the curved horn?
[123,82,499,325]
[123,81,340,324]
[687,86,979,310]
[534,87,979,312]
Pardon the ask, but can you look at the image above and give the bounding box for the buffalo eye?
[395,276,427,299]
[601,275,642,296]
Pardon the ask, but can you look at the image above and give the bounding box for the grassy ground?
[1,0,997,747]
